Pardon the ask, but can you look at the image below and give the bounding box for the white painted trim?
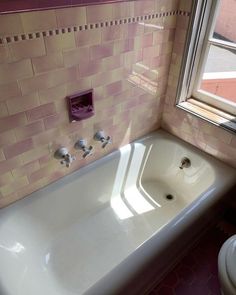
[209,38,236,50]
[176,0,236,117]
[203,71,236,79]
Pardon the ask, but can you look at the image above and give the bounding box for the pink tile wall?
[0,0,178,207]
[161,0,236,169]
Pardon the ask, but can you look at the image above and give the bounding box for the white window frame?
[176,0,236,117]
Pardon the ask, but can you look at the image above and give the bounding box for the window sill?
[177,98,236,134]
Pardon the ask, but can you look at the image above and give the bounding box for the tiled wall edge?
[0,10,190,45]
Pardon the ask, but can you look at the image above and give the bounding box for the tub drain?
[165,194,174,201]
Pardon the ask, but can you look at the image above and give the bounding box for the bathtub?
[0,130,235,295]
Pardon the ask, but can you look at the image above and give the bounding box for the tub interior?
[0,132,234,295]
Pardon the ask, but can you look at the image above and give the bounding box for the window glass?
[199,0,236,106]
[200,45,236,104]
[213,0,236,44]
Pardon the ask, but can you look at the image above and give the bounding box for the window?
[177,0,236,131]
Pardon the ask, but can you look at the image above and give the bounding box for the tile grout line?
[0,10,190,45]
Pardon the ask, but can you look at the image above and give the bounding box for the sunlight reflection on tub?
[0,242,25,255]
[110,143,162,220]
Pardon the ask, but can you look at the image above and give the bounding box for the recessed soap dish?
[67,89,94,122]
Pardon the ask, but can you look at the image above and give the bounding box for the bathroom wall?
[162,0,236,169]
[0,0,181,207]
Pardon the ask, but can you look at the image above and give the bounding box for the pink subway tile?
[176,15,190,30]
[15,121,44,141]
[0,176,29,197]
[0,82,21,102]
[33,128,61,146]
[38,154,51,166]
[153,30,164,45]
[65,78,92,96]
[113,39,133,55]
[113,89,133,105]
[133,0,155,16]
[0,192,19,209]
[91,72,113,88]
[112,2,132,19]
[199,123,233,145]
[43,113,68,130]
[54,99,67,114]
[9,38,46,62]
[6,92,40,115]
[102,55,124,71]
[179,0,193,12]
[173,41,185,55]
[0,150,5,162]
[160,41,173,56]
[143,45,160,60]
[79,59,103,77]
[0,157,21,175]
[20,146,49,165]
[90,43,114,60]
[19,67,77,95]
[104,80,123,97]
[0,130,16,148]
[32,52,64,74]
[0,14,24,36]
[56,7,86,27]
[39,84,66,103]
[0,112,27,133]
[123,50,143,69]
[0,172,14,187]
[231,136,236,148]
[16,179,46,201]
[0,102,8,118]
[102,26,124,42]
[63,47,90,68]
[142,33,153,47]
[75,29,101,47]
[95,97,114,112]
[3,138,34,159]
[0,59,33,85]
[0,45,10,63]
[93,86,104,102]
[12,160,40,178]
[46,170,66,183]
[127,23,144,38]
[86,4,113,23]
[168,28,176,42]
[91,68,123,88]
[20,10,57,32]
[26,103,56,122]
[44,33,76,53]
[29,165,54,183]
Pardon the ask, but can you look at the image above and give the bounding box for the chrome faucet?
[179,157,191,169]
[54,147,76,168]
[94,130,112,148]
[74,139,93,158]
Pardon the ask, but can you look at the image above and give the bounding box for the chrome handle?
[74,139,93,158]
[54,147,76,168]
[94,131,112,148]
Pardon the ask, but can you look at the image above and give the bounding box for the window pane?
[213,0,236,45]
[200,45,236,104]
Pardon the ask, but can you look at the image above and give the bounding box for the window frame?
[176,0,236,123]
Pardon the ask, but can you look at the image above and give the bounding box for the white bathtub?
[0,130,235,295]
